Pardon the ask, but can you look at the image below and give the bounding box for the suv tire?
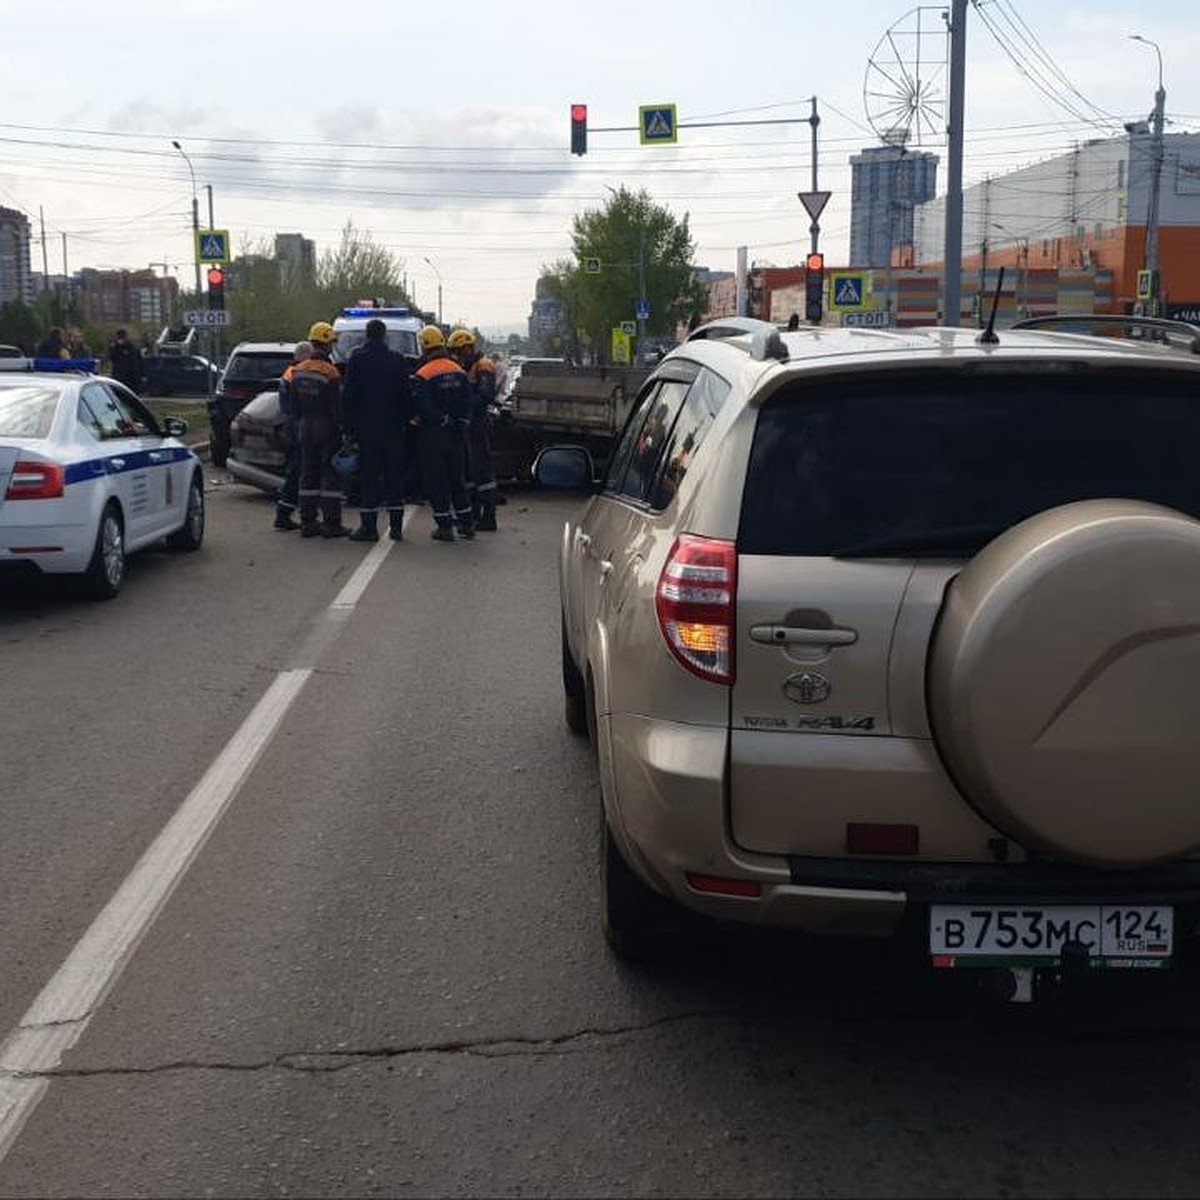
[562,618,588,737]
[929,499,1200,866]
[601,815,702,964]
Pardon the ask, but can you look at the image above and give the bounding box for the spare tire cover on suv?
[929,499,1200,867]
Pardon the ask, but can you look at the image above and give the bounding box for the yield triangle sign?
[798,190,831,222]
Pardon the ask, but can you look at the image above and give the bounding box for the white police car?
[332,302,424,367]
[0,363,204,598]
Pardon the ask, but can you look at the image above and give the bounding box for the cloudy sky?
[4,1,1198,332]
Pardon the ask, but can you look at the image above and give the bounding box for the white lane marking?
[0,524,399,1161]
[332,535,394,610]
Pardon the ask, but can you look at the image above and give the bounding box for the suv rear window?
[739,367,1200,557]
[223,353,293,384]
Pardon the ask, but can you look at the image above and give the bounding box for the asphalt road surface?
[2,475,1200,1198]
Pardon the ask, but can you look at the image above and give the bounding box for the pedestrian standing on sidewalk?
[343,318,413,542]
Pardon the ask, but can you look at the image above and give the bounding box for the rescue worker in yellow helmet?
[447,328,499,531]
[292,321,350,538]
[412,325,474,541]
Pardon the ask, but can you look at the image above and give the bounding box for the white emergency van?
[331,303,425,368]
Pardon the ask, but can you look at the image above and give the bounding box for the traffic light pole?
[808,97,821,255]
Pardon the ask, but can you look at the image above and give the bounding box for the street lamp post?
[171,141,202,301]
[1131,34,1166,316]
[423,256,443,326]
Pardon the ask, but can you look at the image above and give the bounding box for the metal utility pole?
[637,228,647,354]
[943,0,968,327]
[172,140,202,301]
[1132,34,1166,316]
[39,207,48,291]
[205,184,214,230]
[808,96,821,254]
[424,257,443,325]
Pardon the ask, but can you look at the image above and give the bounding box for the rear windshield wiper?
[832,523,1008,559]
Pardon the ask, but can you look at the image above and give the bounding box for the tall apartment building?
[849,144,939,268]
[75,268,178,325]
[275,233,316,287]
[0,207,33,305]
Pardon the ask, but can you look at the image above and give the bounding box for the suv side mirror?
[162,416,188,438]
[534,446,595,489]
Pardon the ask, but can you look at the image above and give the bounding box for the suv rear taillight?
[655,534,737,684]
[6,461,64,500]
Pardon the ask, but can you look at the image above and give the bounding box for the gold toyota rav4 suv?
[539,315,1200,996]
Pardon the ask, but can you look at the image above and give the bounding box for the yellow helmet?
[419,324,446,352]
[447,327,475,351]
[307,320,336,345]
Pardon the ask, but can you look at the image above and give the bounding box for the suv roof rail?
[686,316,776,343]
[686,317,790,362]
[1013,314,1200,353]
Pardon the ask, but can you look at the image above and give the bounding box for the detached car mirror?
[533,446,595,490]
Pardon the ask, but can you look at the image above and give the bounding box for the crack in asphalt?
[2,1010,730,1081]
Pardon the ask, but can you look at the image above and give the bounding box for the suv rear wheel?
[601,815,704,964]
[561,618,588,736]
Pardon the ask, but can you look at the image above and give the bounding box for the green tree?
[316,220,405,302]
[541,187,706,360]
[0,301,40,352]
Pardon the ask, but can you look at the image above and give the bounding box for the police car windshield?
[0,385,59,438]
[335,330,419,361]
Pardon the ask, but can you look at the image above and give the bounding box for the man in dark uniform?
[412,325,474,542]
[447,328,499,531]
[108,329,144,392]
[343,318,413,542]
[292,321,350,538]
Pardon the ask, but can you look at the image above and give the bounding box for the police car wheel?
[82,502,125,600]
[168,473,205,552]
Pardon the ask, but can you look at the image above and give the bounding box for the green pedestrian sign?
[639,104,677,145]
[196,229,231,264]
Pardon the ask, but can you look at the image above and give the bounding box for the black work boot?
[300,522,321,538]
[274,507,299,531]
[475,502,497,532]
[388,509,405,541]
[431,525,455,543]
[349,512,379,542]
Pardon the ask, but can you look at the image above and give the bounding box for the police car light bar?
[339,307,412,318]
[0,358,98,373]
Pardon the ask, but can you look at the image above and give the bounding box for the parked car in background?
[143,353,218,396]
[540,313,1200,1004]
[208,342,296,468]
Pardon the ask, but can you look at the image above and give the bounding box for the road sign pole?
[809,96,820,255]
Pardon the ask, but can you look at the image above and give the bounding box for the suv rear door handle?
[750,623,858,647]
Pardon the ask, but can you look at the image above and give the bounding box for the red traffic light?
[805,252,824,272]
[207,267,224,286]
[570,104,588,156]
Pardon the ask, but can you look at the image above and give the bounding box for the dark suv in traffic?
[208,342,297,467]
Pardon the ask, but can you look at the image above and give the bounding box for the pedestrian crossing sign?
[639,104,678,145]
[196,229,231,264]
[830,272,867,310]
